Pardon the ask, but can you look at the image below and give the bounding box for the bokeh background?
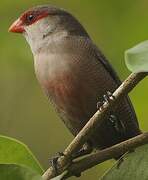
[1,0,148,179]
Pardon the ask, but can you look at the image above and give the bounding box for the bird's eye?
[27,14,34,22]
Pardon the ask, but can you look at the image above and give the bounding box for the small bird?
[9,5,141,153]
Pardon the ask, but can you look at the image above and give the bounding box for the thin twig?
[42,72,147,180]
[64,132,148,178]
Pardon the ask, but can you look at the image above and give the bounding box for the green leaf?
[0,135,43,174]
[125,40,148,72]
[0,164,42,180]
[102,144,148,180]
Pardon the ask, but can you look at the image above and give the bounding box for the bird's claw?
[103,91,115,103]
[97,91,115,110]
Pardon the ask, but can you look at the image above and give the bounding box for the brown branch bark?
[42,72,147,180]
[64,132,148,178]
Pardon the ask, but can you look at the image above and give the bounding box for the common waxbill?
[9,5,141,152]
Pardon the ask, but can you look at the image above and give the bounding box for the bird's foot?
[97,91,115,111]
[49,152,65,174]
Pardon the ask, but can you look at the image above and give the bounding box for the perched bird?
[9,5,141,153]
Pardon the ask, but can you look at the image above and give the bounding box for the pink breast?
[47,76,72,108]
[43,73,84,117]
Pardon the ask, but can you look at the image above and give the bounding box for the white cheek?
[23,17,57,54]
[24,17,56,39]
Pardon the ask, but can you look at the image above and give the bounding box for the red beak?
[9,18,25,33]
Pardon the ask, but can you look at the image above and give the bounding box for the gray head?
[9,5,89,53]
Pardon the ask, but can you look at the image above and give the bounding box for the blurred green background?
[1,0,148,179]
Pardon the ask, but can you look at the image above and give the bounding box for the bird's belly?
[33,38,141,149]
[34,54,115,136]
[44,73,97,135]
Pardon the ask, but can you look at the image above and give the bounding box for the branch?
[64,132,148,178]
[42,72,147,180]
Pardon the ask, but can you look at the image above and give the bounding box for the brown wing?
[93,44,140,127]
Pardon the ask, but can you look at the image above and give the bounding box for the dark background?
[1,0,148,179]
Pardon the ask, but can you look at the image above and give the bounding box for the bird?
[9,5,141,155]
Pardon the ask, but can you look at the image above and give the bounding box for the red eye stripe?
[20,10,49,26]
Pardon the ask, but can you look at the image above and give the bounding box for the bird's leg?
[97,91,115,111]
